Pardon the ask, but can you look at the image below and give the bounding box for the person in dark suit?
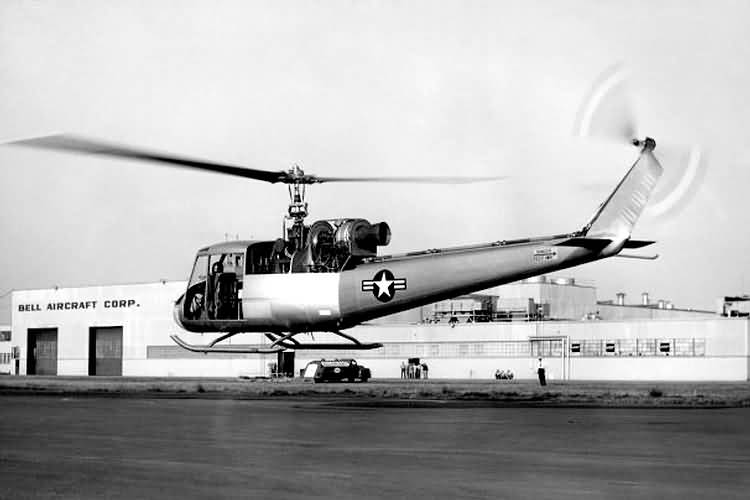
[537,358,546,386]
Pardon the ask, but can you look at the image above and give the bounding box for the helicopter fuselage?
[173,232,609,334]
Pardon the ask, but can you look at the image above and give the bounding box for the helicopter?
[10,134,663,354]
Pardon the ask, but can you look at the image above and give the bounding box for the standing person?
[400,361,407,379]
[422,362,429,380]
[537,357,546,386]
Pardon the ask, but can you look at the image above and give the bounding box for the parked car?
[303,359,371,383]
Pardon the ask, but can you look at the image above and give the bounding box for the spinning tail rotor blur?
[573,63,707,221]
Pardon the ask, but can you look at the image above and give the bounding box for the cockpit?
[183,240,282,322]
[180,218,391,324]
[184,244,243,321]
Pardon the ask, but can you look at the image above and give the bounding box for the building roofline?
[596,301,715,314]
[10,280,187,294]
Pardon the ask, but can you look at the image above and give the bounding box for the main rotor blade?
[313,175,508,184]
[8,134,508,186]
[9,134,288,184]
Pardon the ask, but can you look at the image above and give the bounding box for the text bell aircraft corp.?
[11,135,662,354]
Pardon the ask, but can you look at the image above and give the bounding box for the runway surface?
[1,396,749,499]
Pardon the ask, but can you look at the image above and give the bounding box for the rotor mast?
[285,164,312,252]
[286,165,309,221]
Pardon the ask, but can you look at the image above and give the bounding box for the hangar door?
[27,328,58,375]
[89,326,123,376]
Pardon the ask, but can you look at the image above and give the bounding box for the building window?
[694,338,706,356]
[659,341,672,354]
[385,344,401,357]
[619,339,636,356]
[0,330,10,341]
[638,339,656,356]
[582,339,602,356]
[674,339,694,356]
[570,342,581,354]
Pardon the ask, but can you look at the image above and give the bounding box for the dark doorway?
[276,351,295,378]
[27,328,58,375]
[89,326,123,376]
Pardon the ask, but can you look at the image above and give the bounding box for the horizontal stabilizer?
[556,237,613,251]
[622,239,656,249]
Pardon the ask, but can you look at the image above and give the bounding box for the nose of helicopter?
[173,293,188,330]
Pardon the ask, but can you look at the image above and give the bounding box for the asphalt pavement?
[1,396,749,499]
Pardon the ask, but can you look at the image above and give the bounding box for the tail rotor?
[574,63,707,221]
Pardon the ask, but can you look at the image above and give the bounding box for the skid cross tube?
[265,331,383,350]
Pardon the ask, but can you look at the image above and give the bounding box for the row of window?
[570,338,705,357]
[311,338,706,359]
[146,338,708,360]
[0,352,12,364]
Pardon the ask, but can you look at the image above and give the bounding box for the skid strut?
[170,334,284,354]
[170,331,383,354]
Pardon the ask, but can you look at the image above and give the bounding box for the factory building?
[404,276,714,323]
[596,291,716,321]
[7,279,750,381]
[719,296,750,318]
[424,276,598,323]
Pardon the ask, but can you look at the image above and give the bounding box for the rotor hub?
[632,137,656,151]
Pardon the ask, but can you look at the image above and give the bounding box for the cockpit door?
[206,252,244,320]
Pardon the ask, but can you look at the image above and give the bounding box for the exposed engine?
[292,218,391,272]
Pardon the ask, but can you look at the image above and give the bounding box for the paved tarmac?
[1,396,749,499]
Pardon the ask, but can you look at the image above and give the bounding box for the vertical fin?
[584,140,663,246]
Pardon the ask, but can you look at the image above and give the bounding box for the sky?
[1,0,749,322]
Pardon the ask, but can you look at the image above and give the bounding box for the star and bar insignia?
[361,269,407,302]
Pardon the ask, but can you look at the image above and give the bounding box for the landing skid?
[170,331,383,354]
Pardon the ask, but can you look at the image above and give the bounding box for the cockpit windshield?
[188,255,209,288]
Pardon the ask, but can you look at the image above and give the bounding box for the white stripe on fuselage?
[241,273,341,327]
